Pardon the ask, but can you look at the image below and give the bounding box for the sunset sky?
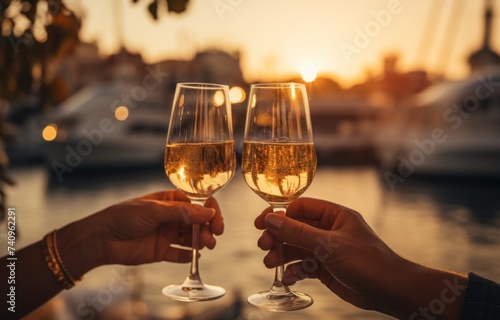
[74,0,499,87]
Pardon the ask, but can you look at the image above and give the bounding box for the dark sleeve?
[460,272,500,320]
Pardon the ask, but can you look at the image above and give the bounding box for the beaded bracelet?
[42,229,81,289]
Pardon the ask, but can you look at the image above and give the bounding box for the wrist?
[56,217,105,279]
[391,260,467,320]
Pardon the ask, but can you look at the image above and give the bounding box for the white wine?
[241,142,316,205]
[165,141,236,198]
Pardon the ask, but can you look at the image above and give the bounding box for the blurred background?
[1,0,500,319]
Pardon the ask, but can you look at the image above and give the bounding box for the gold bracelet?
[52,230,81,287]
[42,229,81,289]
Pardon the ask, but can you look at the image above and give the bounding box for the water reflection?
[391,175,500,225]
[45,165,168,191]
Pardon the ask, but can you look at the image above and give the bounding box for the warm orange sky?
[74,0,500,87]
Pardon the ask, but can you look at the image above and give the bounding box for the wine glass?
[163,83,236,301]
[242,83,317,311]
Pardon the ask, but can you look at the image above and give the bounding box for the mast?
[482,0,493,49]
[468,0,500,73]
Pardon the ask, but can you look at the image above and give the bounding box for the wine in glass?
[241,82,317,311]
[163,83,236,301]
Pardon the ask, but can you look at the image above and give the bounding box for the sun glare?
[300,61,318,83]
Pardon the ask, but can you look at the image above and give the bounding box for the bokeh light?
[115,106,129,121]
[42,123,58,141]
[229,86,246,103]
[213,90,225,106]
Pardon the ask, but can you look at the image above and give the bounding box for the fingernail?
[201,208,216,218]
[265,213,284,231]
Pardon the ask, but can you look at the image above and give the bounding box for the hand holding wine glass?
[163,83,236,301]
[241,83,317,311]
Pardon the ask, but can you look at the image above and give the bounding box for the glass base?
[247,290,313,312]
[162,283,226,302]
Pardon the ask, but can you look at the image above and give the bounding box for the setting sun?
[300,61,318,82]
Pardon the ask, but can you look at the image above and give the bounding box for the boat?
[310,93,390,166]
[377,69,500,185]
[41,82,170,177]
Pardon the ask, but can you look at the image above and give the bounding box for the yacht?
[377,70,500,180]
[41,82,170,171]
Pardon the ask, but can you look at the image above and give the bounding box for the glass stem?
[183,199,205,288]
[189,223,201,281]
[270,206,291,296]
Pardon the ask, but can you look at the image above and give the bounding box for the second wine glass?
[163,82,236,301]
[241,83,317,311]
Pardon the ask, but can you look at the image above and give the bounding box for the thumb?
[264,213,327,252]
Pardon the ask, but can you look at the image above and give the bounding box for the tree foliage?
[0,0,80,109]
[0,0,189,108]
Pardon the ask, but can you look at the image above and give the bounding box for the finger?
[205,197,224,236]
[257,230,275,250]
[175,225,215,249]
[163,246,195,263]
[150,227,192,263]
[264,213,332,252]
[175,234,209,250]
[263,245,313,268]
[136,190,189,202]
[139,200,216,226]
[169,222,213,249]
[258,220,303,252]
[200,223,216,249]
[254,207,274,230]
[282,261,312,285]
[257,230,276,250]
[287,197,351,225]
[175,233,193,248]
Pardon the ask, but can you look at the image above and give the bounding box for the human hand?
[60,190,223,277]
[255,197,425,317]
